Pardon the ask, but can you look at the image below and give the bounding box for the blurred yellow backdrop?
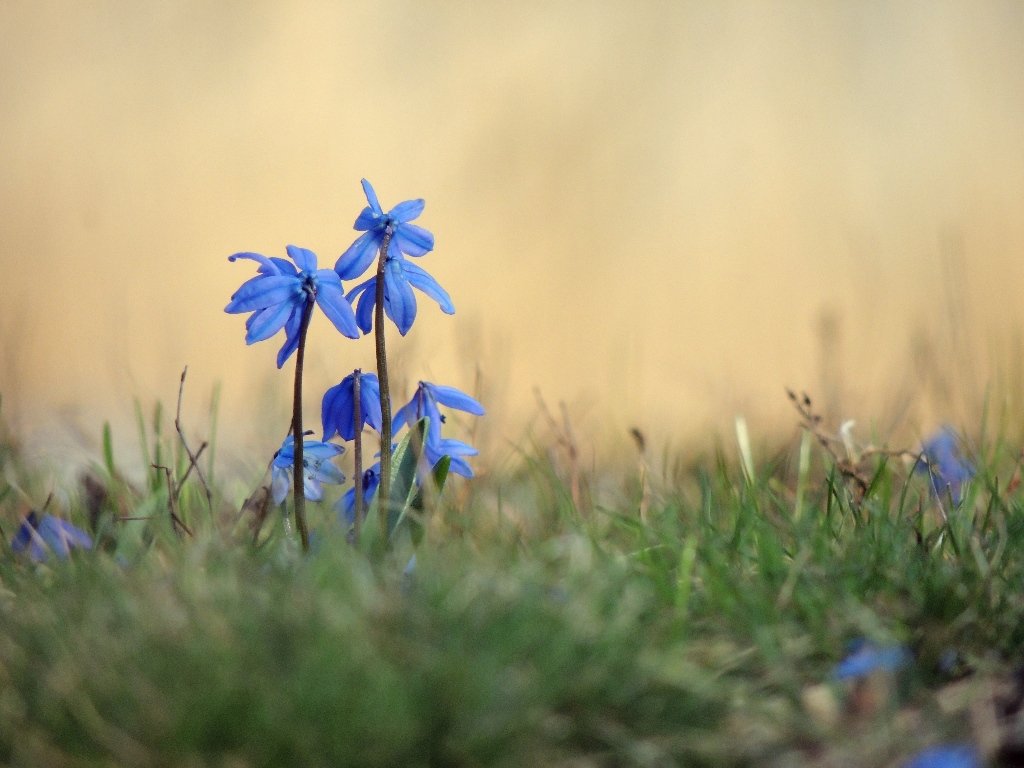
[2,1,1024,471]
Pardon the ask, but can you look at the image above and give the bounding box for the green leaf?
[386,418,428,538]
[102,421,116,477]
[404,455,451,547]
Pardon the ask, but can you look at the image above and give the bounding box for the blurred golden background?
[2,1,1023,473]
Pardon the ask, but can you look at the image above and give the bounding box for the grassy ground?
[1,405,1023,767]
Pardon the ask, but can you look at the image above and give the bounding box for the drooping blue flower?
[271,436,346,505]
[833,639,912,680]
[903,745,980,768]
[11,512,93,562]
[918,426,974,504]
[335,179,436,280]
[393,381,484,477]
[321,371,383,442]
[337,465,381,526]
[345,258,454,336]
[225,245,360,368]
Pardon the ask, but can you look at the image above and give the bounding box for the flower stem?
[292,298,315,553]
[374,229,394,541]
[353,369,364,540]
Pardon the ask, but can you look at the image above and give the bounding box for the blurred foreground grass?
[1,398,1023,767]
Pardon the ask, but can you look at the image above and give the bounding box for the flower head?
[335,179,436,280]
[225,245,360,368]
[833,639,911,680]
[393,381,484,477]
[11,512,93,562]
[271,436,346,505]
[918,426,973,504]
[336,180,452,336]
[321,371,383,442]
[337,464,382,526]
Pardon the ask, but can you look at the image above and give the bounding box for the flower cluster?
[917,426,973,505]
[226,179,483,546]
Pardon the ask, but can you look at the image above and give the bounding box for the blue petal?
[360,178,383,215]
[403,262,454,314]
[269,257,298,276]
[359,374,383,432]
[229,252,280,274]
[322,379,355,441]
[903,745,980,768]
[276,307,304,368]
[245,301,295,344]
[354,207,382,231]
[383,260,417,335]
[315,282,361,339]
[226,275,300,313]
[303,441,345,460]
[392,222,434,256]
[336,231,382,280]
[389,198,425,222]
[426,383,485,415]
[346,277,377,334]
[271,466,290,504]
[286,245,318,273]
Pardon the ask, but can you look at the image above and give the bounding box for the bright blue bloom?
[225,245,360,368]
[393,381,484,478]
[394,381,484,444]
[271,436,346,505]
[833,639,912,680]
[346,259,454,336]
[904,745,980,768]
[337,465,381,526]
[11,512,92,562]
[321,371,383,442]
[335,179,435,280]
[918,426,974,504]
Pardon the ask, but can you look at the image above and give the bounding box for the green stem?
[374,229,394,540]
[292,298,315,553]
[353,369,364,540]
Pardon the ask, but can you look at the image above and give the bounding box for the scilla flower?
[336,180,453,336]
[11,512,93,562]
[271,436,346,505]
[393,381,484,476]
[225,245,360,368]
[335,179,435,279]
[321,371,383,441]
[337,465,381,526]
[918,426,974,504]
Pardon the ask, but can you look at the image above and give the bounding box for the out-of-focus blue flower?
[918,426,974,504]
[337,465,381,525]
[11,512,93,562]
[335,179,435,280]
[904,745,980,768]
[833,639,912,680]
[321,371,383,442]
[225,245,360,368]
[271,437,346,505]
[345,250,454,336]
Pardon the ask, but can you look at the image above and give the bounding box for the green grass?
[1,412,1023,767]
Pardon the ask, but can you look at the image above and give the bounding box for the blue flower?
[225,245,360,368]
[337,465,381,526]
[321,371,383,442]
[335,180,453,336]
[345,259,454,336]
[918,426,974,504]
[11,512,93,562]
[904,745,980,768]
[833,639,912,680]
[271,437,346,505]
[335,179,435,280]
[393,381,484,477]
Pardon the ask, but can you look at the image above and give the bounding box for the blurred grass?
[1,397,1023,767]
